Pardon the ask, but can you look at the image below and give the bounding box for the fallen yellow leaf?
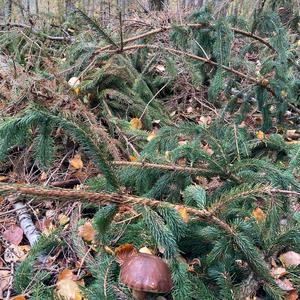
[252,207,266,223]
[130,118,142,130]
[69,154,84,169]
[256,131,265,140]
[56,279,83,300]
[78,221,95,242]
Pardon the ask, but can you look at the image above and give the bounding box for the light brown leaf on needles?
[280,251,300,267]
[275,278,295,291]
[130,118,142,130]
[252,207,266,223]
[69,154,84,170]
[57,269,77,281]
[78,221,95,242]
[2,225,23,245]
[0,270,10,298]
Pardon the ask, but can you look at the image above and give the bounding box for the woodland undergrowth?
[0,2,299,300]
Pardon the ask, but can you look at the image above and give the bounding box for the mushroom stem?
[132,290,147,300]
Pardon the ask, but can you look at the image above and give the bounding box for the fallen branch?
[0,183,233,234]
[112,160,212,174]
[0,23,74,42]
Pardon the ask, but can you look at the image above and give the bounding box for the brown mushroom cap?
[120,253,173,293]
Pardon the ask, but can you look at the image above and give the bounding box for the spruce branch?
[95,23,275,54]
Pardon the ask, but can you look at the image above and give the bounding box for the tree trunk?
[4,0,12,22]
[149,0,164,11]
[65,0,73,16]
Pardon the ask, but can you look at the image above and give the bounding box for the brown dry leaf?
[69,154,84,170]
[252,207,266,223]
[78,221,95,242]
[286,290,299,300]
[0,176,8,182]
[275,278,294,291]
[280,251,300,267]
[10,295,26,300]
[129,155,137,162]
[130,118,142,130]
[4,245,30,263]
[37,218,56,235]
[271,267,287,279]
[57,269,76,281]
[58,214,70,226]
[198,116,212,126]
[256,130,265,140]
[177,157,187,167]
[176,207,189,223]
[0,270,10,298]
[2,225,24,245]
[56,279,83,300]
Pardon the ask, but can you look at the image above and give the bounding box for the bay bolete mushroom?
[115,244,173,300]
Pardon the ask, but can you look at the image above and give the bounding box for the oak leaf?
[2,225,23,245]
